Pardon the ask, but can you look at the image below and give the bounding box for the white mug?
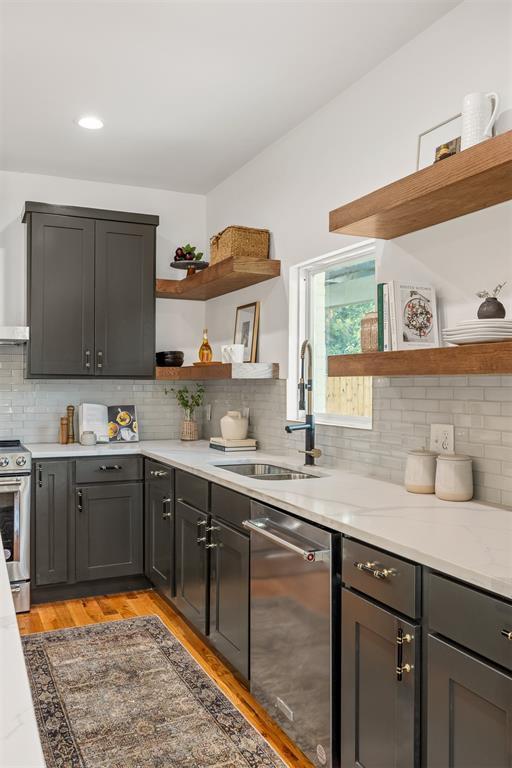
[221,344,244,363]
[461,91,499,150]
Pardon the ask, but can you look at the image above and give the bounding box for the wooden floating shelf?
[155,363,280,381]
[328,342,512,378]
[329,130,512,239]
[156,257,281,301]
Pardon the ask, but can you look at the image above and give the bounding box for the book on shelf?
[376,281,439,352]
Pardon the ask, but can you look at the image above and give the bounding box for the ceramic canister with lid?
[220,410,249,440]
[404,449,438,494]
[435,454,473,502]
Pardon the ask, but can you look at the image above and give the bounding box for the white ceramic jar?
[404,449,437,494]
[435,454,473,502]
[220,410,249,440]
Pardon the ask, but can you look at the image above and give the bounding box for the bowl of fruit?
[172,244,208,276]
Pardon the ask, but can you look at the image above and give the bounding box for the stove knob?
[16,456,27,467]
[0,456,9,468]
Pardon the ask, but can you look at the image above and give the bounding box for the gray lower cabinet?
[173,499,209,633]
[341,588,420,768]
[427,635,512,768]
[76,482,143,581]
[208,519,249,680]
[34,460,72,586]
[145,462,173,599]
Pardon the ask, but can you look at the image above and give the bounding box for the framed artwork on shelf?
[417,114,462,169]
[234,301,260,362]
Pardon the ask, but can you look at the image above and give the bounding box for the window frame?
[287,239,381,430]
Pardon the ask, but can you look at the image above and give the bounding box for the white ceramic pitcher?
[461,91,499,150]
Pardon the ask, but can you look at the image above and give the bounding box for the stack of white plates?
[443,319,512,345]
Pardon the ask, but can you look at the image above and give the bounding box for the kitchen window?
[288,240,378,430]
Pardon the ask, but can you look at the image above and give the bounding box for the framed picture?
[389,282,439,351]
[417,114,462,170]
[107,405,139,442]
[234,301,260,362]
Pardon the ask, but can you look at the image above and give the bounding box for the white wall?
[206,1,512,375]
[0,170,207,363]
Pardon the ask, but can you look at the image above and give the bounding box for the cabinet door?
[173,500,208,633]
[34,460,72,585]
[209,519,249,679]
[341,588,420,768]
[145,475,173,598]
[76,483,143,581]
[28,213,95,376]
[94,220,155,377]
[427,635,512,768]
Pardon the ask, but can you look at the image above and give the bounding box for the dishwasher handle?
[243,518,330,563]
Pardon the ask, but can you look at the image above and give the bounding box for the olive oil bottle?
[198,328,213,363]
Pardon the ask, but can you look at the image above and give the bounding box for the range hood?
[0,326,29,345]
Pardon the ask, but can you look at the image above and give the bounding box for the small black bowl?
[156,351,184,367]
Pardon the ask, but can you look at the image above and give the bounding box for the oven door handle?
[242,518,330,563]
[0,479,23,489]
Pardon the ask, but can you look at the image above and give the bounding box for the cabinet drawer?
[145,459,172,485]
[342,538,420,619]
[211,484,250,532]
[75,456,143,484]
[428,573,512,671]
[175,469,208,512]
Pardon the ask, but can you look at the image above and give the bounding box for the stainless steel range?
[0,440,31,612]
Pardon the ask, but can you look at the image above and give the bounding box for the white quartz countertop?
[0,536,45,768]
[28,440,512,600]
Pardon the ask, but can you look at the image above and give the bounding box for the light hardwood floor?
[17,589,313,768]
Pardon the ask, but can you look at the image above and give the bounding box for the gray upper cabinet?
[28,213,95,376]
[341,588,420,768]
[34,460,73,586]
[76,482,143,581]
[427,635,512,768]
[23,202,158,379]
[94,220,155,377]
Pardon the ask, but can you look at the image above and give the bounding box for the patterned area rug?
[22,615,286,768]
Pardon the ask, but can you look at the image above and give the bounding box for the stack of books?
[377,281,439,352]
[209,437,257,452]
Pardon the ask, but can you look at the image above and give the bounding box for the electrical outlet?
[430,423,454,454]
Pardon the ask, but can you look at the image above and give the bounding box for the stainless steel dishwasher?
[243,501,340,768]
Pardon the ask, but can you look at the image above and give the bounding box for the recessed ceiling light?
[77,115,104,130]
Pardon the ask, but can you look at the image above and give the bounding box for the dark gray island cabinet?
[23,202,158,378]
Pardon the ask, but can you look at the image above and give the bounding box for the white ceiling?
[0,1,458,193]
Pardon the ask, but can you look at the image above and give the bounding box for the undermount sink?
[215,462,318,480]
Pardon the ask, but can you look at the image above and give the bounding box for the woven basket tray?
[210,225,270,265]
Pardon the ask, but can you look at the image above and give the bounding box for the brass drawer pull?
[501,629,512,641]
[355,560,396,580]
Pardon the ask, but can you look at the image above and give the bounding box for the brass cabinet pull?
[205,543,218,549]
[206,525,220,532]
[85,349,91,369]
[197,537,206,544]
[150,469,168,478]
[396,628,414,681]
[37,463,43,488]
[99,464,121,471]
[501,629,512,641]
[162,511,172,519]
[197,519,207,527]
[76,489,83,512]
[162,497,172,519]
[97,350,103,369]
[355,560,396,580]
